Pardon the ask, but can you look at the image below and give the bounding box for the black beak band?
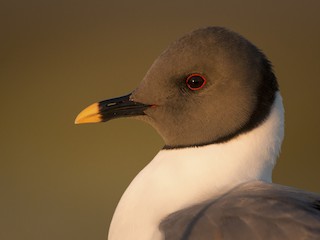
[98,94,150,122]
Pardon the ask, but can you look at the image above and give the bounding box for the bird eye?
[186,74,207,90]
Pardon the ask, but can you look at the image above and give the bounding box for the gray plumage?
[160,181,320,240]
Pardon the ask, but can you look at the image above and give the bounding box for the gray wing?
[160,181,320,240]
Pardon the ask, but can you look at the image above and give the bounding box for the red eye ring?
[186,73,207,90]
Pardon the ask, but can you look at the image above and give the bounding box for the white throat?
[108,92,284,240]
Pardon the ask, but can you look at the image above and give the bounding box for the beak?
[75,93,151,124]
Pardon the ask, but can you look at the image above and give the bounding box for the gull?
[75,27,320,240]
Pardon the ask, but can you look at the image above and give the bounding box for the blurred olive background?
[1,0,319,239]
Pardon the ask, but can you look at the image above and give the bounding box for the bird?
[75,27,320,240]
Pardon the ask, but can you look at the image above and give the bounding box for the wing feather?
[160,181,320,240]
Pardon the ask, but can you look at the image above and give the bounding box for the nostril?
[107,102,117,107]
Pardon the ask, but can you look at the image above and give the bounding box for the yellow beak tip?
[74,102,102,124]
[74,117,84,124]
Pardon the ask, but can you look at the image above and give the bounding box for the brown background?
[1,1,319,239]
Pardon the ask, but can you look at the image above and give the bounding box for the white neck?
[108,92,284,240]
